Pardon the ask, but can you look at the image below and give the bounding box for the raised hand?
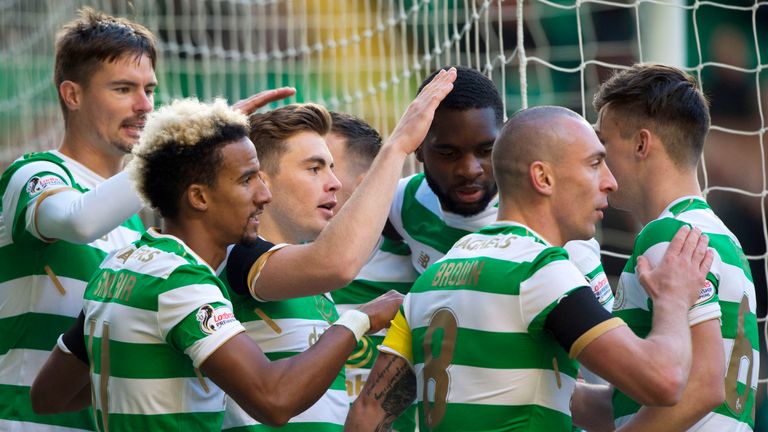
[637,225,714,307]
[386,67,457,155]
[356,290,404,334]
[232,87,296,115]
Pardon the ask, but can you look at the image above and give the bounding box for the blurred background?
[1,0,767,428]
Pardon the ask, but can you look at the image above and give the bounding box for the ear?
[187,184,209,212]
[59,81,82,112]
[635,129,653,160]
[415,145,425,163]
[529,161,554,196]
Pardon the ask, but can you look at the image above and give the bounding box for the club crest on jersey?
[25,175,65,197]
[694,279,715,305]
[196,304,237,334]
[613,282,626,311]
[418,251,431,269]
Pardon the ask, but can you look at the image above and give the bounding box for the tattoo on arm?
[365,355,417,432]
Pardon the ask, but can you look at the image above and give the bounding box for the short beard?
[111,140,133,155]
[423,168,497,217]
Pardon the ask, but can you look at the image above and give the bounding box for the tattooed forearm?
[370,362,415,432]
[373,414,397,432]
[372,357,417,419]
[346,355,416,432]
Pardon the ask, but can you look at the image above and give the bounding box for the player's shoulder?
[123,231,219,285]
[461,223,567,268]
[634,216,687,256]
[1,151,74,194]
[401,172,425,190]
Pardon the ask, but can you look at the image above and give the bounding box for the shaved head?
[492,106,585,197]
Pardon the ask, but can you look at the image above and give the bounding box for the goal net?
[2,0,766,419]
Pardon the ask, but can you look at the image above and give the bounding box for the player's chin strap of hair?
[333,309,370,342]
[32,171,144,244]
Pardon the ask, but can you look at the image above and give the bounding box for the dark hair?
[54,7,157,118]
[593,63,710,167]
[418,65,504,125]
[130,99,249,219]
[329,112,381,167]
[249,103,332,175]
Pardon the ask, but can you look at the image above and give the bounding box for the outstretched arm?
[202,290,403,427]
[30,88,294,245]
[246,68,457,301]
[232,87,296,115]
[31,291,402,425]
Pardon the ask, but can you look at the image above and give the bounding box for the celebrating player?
[345,106,714,431]
[584,63,758,431]
[220,103,350,431]
[28,98,403,431]
[0,9,155,430]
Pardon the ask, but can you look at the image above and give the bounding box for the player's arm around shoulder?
[233,70,458,301]
[576,225,714,406]
[345,308,416,431]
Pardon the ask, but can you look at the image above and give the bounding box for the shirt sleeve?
[159,267,245,368]
[224,238,288,300]
[3,160,74,243]
[520,247,591,332]
[564,238,614,311]
[379,307,414,365]
[635,220,722,326]
[34,171,144,244]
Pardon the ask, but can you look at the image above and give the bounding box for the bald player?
[344,106,714,432]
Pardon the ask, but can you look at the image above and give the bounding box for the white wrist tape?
[333,309,371,342]
[56,334,72,355]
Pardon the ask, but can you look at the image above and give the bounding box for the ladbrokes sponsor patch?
[25,175,66,197]
[196,304,237,334]
[590,273,613,306]
[694,279,716,306]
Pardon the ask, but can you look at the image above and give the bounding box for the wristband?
[56,334,72,355]
[333,309,371,342]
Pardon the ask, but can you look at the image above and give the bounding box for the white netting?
[1,0,767,410]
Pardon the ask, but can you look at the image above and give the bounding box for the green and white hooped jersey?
[83,229,245,432]
[0,151,142,432]
[221,244,348,432]
[612,196,758,431]
[389,173,613,309]
[385,222,591,431]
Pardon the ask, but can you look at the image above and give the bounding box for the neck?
[259,213,297,244]
[497,198,564,246]
[163,218,228,270]
[59,124,125,178]
[635,164,702,225]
